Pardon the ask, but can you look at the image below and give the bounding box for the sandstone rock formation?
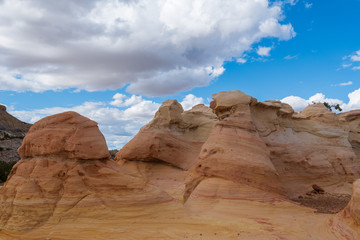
[342,179,360,225]
[116,101,217,170]
[1,91,360,239]
[195,91,285,195]
[0,111,171,232]
[117,90,360,200]
[0,105,31,163]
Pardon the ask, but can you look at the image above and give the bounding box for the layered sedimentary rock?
[2,91,360,239]
[255,102,359,197]
[117,101,217,170]
[342,179,360,225]
[189,91,359,198]
[0,105,31,163]
[0,111,171,231]
[118,90,360,199]
[194,91,285,195]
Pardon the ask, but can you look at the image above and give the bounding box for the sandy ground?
[0,183,358,240]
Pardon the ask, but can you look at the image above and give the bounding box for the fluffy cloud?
[345,89,360,111]
[236,58,247,64]
[257,46,272,57]
[281,95,309,112]
[0,0,295,95]
[10,97,160,149]
[281,89,360,113]
[180,94,204,110]
[110,94,143,107]
[8,93,205,148]
[351,50,360,62]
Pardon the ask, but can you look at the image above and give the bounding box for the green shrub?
[323,102,342,112]
[0,161,16,183]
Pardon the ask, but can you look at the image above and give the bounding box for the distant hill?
[0,105,31,163]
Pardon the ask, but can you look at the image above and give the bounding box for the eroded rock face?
[195,90,285,195]
[0,106,31,163]
[117,91,360,199]
[18,111,110,160]
[116,101,217,170]
[342,179,360,225]
[0,112,171,231]
[1,93,360,239]
[253,102,360,197]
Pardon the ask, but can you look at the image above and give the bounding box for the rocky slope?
[1,91,360,239]
[0,105,31,163]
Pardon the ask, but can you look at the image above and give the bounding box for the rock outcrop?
[116,101,217,170]
[195,91,285,195]
[0,112,171,231]
[342,179,360,225]
[253,100,360,197]
[1,91,360,239]
[0,105,31,163]
[118,90,360,199]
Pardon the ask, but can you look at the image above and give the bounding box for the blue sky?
[0,0,359,148]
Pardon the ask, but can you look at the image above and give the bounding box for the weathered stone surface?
[18,112,109,160]
[116,101,217,170]
[195,91,284,195]
[1,91,360,239]
[0,106,31,163]
[0,112,172,232]
[253,102,360,197]
[342,179,360,225]
[119,90,360,198]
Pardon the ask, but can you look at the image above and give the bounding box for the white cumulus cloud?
[282,89,360,113]
[0,0,295,95]
[10,96,161,149]
[180,94,204,110]
[110,94,143,107]
[351,50,360,62]
[8,92,206,148]
[257,46,272,57]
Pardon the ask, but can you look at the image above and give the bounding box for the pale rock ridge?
[0,112,172,231]
[195,90,285,195]
[116,101,217,170]
[117,91,360,199]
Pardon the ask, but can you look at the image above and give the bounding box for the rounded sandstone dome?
[18,111,110,160]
